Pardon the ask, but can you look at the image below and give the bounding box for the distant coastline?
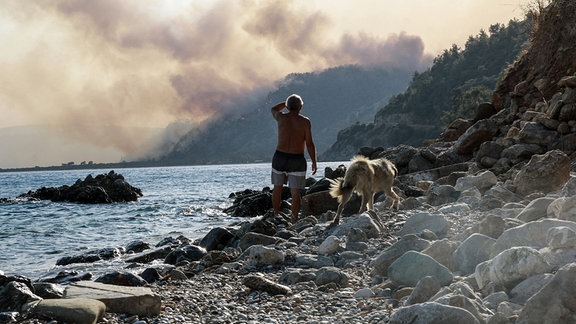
[0,161,158,173]
[0,159,272,173]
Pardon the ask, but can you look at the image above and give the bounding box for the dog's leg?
[358,189,376,213]
[367,191,375,211]
[329,188,352,228]
[385,186,401,210]
[358,192,368,214]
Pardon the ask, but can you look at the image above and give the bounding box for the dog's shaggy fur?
[328,155,401,226]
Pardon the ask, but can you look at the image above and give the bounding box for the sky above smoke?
[0,0,525,168]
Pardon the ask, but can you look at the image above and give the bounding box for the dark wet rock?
[0,281,41,312]
[139,268,162,284]
[38,270,93,284]
[244,218,277,236]
[376,144,419,173]
[199,227,236,251]
[32,282,65,299]
[164,244,207,265]
[56,247,124,266]
[95,270,148,287]
[155,236,186,247]
[324,165,346,180]
[0,274,34,293]
[305,178,333,195]
[225,189,273,217]
[125,240,151,254]
[0,312,18,323]
[19,170,142,203]
[125,246,174,264]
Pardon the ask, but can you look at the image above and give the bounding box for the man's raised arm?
[271,102,285,120]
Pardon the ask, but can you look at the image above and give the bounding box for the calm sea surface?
[0,162,338,280]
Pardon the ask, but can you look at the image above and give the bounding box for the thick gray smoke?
[0,0,441,166]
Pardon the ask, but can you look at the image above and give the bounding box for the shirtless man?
[271,94,317,223]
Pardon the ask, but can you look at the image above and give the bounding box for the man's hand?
[271,102,286,120]
[311,162,317,175]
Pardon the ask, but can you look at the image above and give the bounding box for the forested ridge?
[322,18,531,161]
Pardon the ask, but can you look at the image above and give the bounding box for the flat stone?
[28,298,105,324]
[64,281,161,316]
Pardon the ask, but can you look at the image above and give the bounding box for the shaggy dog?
[328,155,401,227]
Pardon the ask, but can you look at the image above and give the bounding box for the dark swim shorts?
[271,150,307,189]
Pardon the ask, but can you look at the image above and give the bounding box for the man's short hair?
[286,94,303,111]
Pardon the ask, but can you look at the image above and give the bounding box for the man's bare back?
[274,112,311,155]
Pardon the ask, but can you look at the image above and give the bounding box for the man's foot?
[291,215,298,224]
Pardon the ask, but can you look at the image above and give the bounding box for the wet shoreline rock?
[17,171,143,204]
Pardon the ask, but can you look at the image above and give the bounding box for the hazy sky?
[0,0,527,168]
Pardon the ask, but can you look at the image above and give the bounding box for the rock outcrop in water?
[18,170,143,203]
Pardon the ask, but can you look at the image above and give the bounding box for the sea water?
[0,162,338,280]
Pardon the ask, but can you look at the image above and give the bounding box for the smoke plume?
[0,0,437,167]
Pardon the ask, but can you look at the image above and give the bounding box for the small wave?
[176,204,227,217]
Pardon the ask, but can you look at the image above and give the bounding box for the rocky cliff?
[342,0,576,179]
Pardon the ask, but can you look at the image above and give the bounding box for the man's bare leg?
[290,187,302,223]
[272,184,283,216]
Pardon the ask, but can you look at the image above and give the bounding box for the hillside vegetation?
[321,18,531,161]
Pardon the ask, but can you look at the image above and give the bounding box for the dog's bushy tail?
[328,178,349,203]
[328,178,343,202]
[329,177,355,203]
